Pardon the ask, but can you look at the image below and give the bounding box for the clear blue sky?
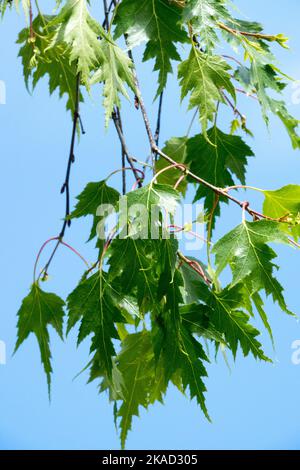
[1,0,300,450]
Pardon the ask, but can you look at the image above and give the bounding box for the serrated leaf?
[119,183,180,238]
[90,36,135,126]
[49,0,105,84]
[15,283,65,394]
[71,180,120,242]
[213,220,292,313]
[116,331,155,449]
[198,283,270,360]
[231,33,300,148]
[155,137,188,194]
[180,303,226,345]
[152,269,210,417]
[183,0,230,51]
[263,185,300,220]
[178,48,235,139]
[186,126,254,227]
[108,238,159,314]
[67,271,124,377]
[263,185,300,240]
[114,0,187,95]
[108,237,178,315]
[17,14,82,114]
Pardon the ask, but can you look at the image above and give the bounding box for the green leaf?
[231,35,300,148]
[263,185,300,239]
[71,180,120,242]
[198,283,270,360]
[183,0,230,51]
[114,0,187,95]
[1,0,29,17]
[119,183,180,238]
[178,324,210,418]
[155,137,188,194]
[108,237,178,315]
[116,331,155,449]
[251,290,274,346]
[152,269,210,418]
[180,303,226,345]
[49,0,105,84]
[90,36,135,126]
[186,126,254,227]
[17,14,82,114]
[178,47,235,139]
[15,283,65,394]
[108,238,159,314]
[213,220,292,312]
[67,271,124,377]
[180,257,211,303]
[263,184,300,220]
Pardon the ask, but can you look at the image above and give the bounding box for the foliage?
[4,0,299,448]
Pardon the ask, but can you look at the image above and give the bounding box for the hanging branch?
[39,73,82,279]
[112,108,143,188]
[102,0,115,28]
[103,0,141,191]
[115,107,126,195]
[130,66,290,222]
[153,91,164,167]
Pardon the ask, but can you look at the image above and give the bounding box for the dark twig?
[153,91,164,165]
[115,107,126,195]
[103,0,139,191]
[102,0,114,28]
[112,109,143,188]
[40,73,82,278]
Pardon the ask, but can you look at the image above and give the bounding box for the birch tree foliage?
[2,0,300,448]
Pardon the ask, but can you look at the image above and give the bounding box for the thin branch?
[131,67,283,221]
[112,109,143,188]
[34,236,89,283]
[102,0,140,192]
[101,0,115,28]
[177,251,211,286]
[222,54,243,67]
[115,107,126,194]
[40,73,82,278]
[288,238,300,249]
[224,184,264,193]
[186,109,198,137]
[168,225,211,245]
[235,88,258,101]
[221,89,245,122]
[153,91,164,166]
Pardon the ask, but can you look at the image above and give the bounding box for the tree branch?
[153,91,164,166]
[112,109,143,188]
[218,22,279,41]
[40,73,82,278]
[132,67,284,221]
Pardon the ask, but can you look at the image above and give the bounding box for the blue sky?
[1,0,300,450]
